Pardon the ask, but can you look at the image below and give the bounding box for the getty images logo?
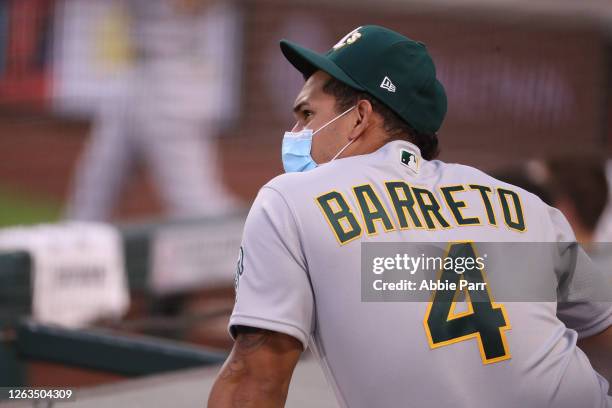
[380,76,396,93]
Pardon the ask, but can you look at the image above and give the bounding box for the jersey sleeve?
[228,186,314,349]
[550,207,612,338]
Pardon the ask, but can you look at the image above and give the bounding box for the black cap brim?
[280,40,366,92]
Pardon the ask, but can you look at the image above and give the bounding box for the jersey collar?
[379,139,422,158]
[375,140,423,173]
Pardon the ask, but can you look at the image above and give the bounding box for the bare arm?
[578,325,612,383]
[207,326,303,407]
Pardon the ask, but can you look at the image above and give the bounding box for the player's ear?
[348,99,373,141]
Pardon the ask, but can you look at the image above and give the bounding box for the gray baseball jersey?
[230,140,612,408]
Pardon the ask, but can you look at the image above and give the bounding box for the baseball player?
[66,0,240,221]
[208,26,612,407]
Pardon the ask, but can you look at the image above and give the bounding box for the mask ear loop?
[329,105,361,162]
[330,137,356,162]
[312,105,357,136]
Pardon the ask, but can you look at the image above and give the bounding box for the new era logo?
[380,76,396,93]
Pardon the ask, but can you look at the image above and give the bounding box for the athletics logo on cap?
[332,27,363,51]
[380,76,396,93]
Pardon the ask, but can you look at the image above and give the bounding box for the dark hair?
[493,167,553,206]
[322,77,440,160]
[546,154,609,231]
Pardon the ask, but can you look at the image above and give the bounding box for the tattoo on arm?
[235,326,272,354]
[210,326,300,407]
[219,326,271,381]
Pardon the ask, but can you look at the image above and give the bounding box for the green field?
[0,187,61,227]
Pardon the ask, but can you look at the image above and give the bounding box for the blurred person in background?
[544,153,612,383]
[65,0,241,221]
[545,154,609,247]
[492,165,553,207]
[590,160,612,243]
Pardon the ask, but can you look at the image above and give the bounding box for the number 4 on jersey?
[424,242,511,364]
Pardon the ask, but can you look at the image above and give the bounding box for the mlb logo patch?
[400,149,419,173]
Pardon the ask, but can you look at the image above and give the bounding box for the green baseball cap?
[280,25,447,134]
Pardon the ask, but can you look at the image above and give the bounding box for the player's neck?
[336,131,389,159]
[573,225,595,246]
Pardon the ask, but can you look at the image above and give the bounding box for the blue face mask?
[282,106,357,173]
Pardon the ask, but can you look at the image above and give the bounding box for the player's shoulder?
[261,171,306,196]
[442,161,571,239]
[262,159,351,196]
[249,172,307,213]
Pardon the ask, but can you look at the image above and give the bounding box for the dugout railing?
[0,215,245,389]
